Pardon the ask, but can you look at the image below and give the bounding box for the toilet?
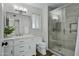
[36,37,47,55]
[37,42,47,55]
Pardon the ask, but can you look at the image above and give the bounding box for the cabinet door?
[29,43,36,55]
[28,39,36,56]
[4,40,13,56]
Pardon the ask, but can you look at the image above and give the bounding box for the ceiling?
[26,3,67,9]
[47,3,67,8]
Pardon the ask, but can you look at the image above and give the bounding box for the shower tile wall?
[48,18,56,48]
[62,4,79,51]
[57,4,79,52]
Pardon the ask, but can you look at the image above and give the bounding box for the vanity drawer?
[14,44,29,51]
[14,45,29,56]
[14,39,29,46]
[28,43,36,55]
[14,50,27,56]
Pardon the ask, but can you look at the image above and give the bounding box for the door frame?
[0,3,4,56]
[75,17,79,56]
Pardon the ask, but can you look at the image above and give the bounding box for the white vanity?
[4,35,42,56]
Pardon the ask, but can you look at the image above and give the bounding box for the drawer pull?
[19,41,24,42]
[19,46,24,48]
[19,51,24,52]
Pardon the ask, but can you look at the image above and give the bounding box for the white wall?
[42,5,48,49]
[26,4,49,49]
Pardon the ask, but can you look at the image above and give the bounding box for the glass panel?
[48,4,78,56]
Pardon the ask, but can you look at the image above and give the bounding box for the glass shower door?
[48,4,78,56]
[48,13,63,55]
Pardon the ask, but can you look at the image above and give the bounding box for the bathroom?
[0,3,79,56]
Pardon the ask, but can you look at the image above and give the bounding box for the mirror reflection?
[5,12,31,37]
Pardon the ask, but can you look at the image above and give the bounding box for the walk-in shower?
[48,4,79,56]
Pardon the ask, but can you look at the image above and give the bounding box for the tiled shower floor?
[52,46,74,56]
[36,50,54,56]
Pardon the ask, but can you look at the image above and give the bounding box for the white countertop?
[4,34,42,40]
[4,34,34,40]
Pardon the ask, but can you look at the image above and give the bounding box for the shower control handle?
[63,29,65,34]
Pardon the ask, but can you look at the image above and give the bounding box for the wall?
[0,3,4,56]
[62,5,78,51]
[65,4,79,56]
[3,3,42,15]
[42,5,48,49]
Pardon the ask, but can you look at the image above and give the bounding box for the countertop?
[4,34,42,40]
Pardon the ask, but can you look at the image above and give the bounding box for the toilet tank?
[35,37,43,44]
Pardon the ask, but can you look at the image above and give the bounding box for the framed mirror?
[4,12,31,37]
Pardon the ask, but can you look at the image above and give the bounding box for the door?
[0,3,3,56]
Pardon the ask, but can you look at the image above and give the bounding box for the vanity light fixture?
[13,5,28,14]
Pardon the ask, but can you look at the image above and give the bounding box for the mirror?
[4,12,31,37]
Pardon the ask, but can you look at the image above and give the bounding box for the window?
[32,13,41,29]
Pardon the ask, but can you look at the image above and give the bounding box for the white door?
[0,3,3,56]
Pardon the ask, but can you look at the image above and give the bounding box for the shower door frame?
[75,17,79,56]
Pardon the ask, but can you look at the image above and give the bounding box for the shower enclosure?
[48,4,79,56]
